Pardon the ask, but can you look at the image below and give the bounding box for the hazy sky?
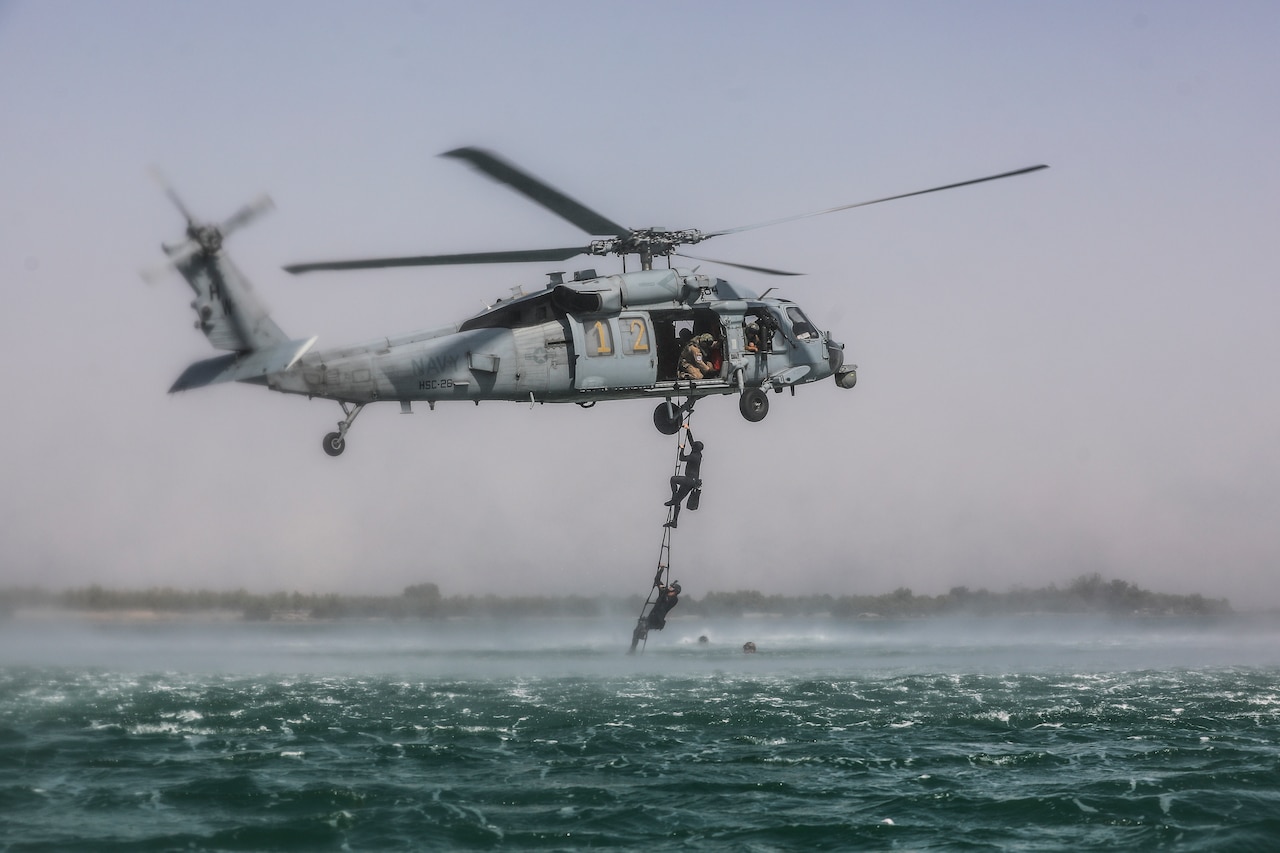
[2,1,1278,607]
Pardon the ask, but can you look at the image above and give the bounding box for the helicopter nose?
[826,338,844,373]
[826,337,857,389]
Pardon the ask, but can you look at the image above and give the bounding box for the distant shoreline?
[3,609,1268,628]
[0,575,1236,622]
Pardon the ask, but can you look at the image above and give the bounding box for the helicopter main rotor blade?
[284,245,590,275]
[672,252,803,277]
[704,164,1049,239]
[443,147,632,238]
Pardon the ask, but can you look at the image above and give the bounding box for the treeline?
[0,583,618,620]
[0,574,1231,620]
[698,574,1231,618]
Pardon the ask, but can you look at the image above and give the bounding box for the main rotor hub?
[589,229,707,267]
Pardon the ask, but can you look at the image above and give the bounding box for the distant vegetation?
[699,574,1231,618]
[0,574,1231,621]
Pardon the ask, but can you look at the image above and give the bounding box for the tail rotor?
[141,168,273,284]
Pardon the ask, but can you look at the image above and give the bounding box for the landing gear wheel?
[739,387,769,423]
[323,402,364,458]
[323,432,346,457]
[653,402,682,435]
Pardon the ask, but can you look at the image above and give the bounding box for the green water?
[2,615,1279,850]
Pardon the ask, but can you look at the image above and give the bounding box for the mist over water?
[4,612,1279,676]
[4,614,1280,849]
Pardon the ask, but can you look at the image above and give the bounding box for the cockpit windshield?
[786,306,819,341]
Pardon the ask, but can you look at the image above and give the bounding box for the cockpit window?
[786,307,818,340]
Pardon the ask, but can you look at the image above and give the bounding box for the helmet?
[670,581,682,594]
[691,441,704,451]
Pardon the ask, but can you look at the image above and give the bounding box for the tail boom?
[169,336,318,392]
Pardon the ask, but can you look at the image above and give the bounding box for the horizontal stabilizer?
[170,336,317,393]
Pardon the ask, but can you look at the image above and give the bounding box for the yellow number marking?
[629,319,649,352]
[592,320,612,355]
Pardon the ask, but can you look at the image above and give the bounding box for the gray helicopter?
[153,148,1045,456]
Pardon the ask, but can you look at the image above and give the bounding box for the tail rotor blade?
[149,166,198,225]
[139,259,176,285]
[140,240,200,284]
[220,194,274,237]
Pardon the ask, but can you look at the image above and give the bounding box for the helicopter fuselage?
[154,147,1050,455]
[265,268,853,411]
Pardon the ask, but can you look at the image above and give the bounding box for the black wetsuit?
[664,434,704,527]
[630,585,681,652]
[646,586,680,630]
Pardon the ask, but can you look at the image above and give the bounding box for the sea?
[3,612,1280,851]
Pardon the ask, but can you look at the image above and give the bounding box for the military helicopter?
[152,148,1045,456]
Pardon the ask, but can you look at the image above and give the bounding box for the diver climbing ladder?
[629,408,696,654]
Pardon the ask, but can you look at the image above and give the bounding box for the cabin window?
[621,317,650,355]
[585,319,614,356]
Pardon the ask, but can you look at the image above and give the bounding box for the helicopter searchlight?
[151,148,1044,456]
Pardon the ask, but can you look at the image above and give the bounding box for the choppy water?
[3,614,1280,851]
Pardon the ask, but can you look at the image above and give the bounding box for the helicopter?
[152,148,1046,456]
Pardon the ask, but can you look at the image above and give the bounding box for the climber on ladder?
[629,414,701,653]
[663,427,704,530]
[630,576,681,653]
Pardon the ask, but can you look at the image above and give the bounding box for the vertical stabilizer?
[177,248,287,352]
[147,181,286,353]
[148,178,318,392]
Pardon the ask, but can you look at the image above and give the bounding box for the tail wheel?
[739,387,769,423]
[653,402,682,435]
[323,432,346,457]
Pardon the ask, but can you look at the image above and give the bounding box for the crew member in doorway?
[745,311,775,353]
[664,431,704,529]
[699,334,723,375]
[678,331,712,380]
